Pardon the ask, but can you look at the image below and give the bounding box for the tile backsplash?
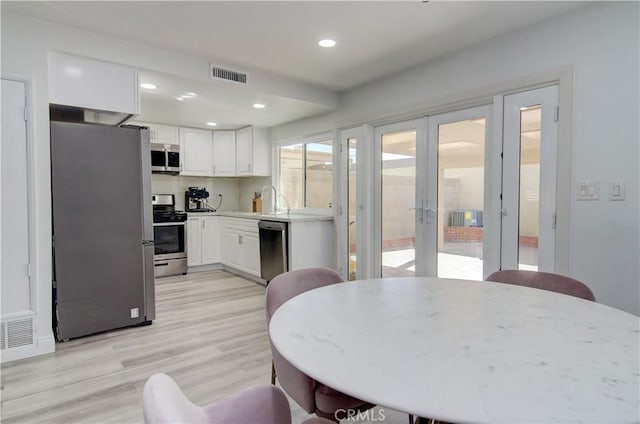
[152,174,273,212]
[152,174,240,211]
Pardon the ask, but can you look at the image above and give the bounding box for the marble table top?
[269,277,640,423]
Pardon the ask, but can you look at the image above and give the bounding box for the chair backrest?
[143,373,294,424]
[143,373,208,424]
[486,269,596,301]
[265,268,344,413]
[266,267,343,323]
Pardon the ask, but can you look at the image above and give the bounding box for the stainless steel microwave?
[151,144,180,174]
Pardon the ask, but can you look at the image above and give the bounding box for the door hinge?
[552,212,557,229]
[554,105,559,122]
[26,263,32,277]
[24,106,28,121]
[500,152,503,159]
[339,143,343,153]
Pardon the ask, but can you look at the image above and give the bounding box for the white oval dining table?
[269,277,640,423]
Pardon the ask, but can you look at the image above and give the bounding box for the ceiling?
[3,1,586,130]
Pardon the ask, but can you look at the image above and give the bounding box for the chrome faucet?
[261,185,279,213]
[261,185,291,215]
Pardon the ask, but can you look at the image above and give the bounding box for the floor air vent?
[210,65,247,84]
[1,318,34,349]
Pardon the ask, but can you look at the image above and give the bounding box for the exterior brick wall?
[444,227,484,242]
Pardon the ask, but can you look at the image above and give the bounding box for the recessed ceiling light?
[140,83,157,89]
[207,122,217,126]
[185,92,197,96]
[253,103,266,109]
[182,93,196,98]
[176,97,184,101]
[318,39,336,48]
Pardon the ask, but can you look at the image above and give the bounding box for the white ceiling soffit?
[137,69,333,130]
[2,1,587,91]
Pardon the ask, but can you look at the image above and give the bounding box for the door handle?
[409,200,425,224]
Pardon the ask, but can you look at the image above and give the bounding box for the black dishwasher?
[258,221,288,282]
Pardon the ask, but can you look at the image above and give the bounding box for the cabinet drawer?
[223,217,258,233]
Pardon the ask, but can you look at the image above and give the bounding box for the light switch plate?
[577,181,600,200]
[608,180,625,201]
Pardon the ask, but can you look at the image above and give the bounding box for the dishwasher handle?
[258,221,287,231]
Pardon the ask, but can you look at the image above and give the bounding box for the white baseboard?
[1,330,55,364]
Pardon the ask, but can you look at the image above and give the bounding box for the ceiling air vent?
[210,65,247,84]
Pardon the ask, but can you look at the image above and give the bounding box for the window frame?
[274,132,334,214]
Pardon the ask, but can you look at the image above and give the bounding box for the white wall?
[272,2,640,315]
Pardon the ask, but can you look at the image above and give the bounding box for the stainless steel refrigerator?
[51,121,155,341]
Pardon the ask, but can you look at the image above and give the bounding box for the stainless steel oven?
[151,144,180,174]
[152,194,187,277]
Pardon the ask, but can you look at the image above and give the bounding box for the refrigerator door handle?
[143,243,156,321]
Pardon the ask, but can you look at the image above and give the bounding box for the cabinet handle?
[239,234,243,244]
[202,220,205,229]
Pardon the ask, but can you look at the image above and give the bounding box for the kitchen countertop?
[186,210,333,223]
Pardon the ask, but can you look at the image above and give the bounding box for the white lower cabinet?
[187,216,220,266]
[221,218,261,277]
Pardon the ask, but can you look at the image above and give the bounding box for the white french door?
[426,105,493,280]
[339,127,367,280]
[501,85,558,272]
[374,119,426,277]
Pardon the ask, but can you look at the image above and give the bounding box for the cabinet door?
[180,128,213,176]
[187,217,202,266]
[224,229,242,268]
[48,52,139,115]
[201,216,220,264]
[213,130,236,176]
[150,124,179,145]
[236,126,252,176]
[242,231,261,277]
[251,127,271,176]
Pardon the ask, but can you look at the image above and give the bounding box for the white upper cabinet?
[236,126,271,176]
[48,52,139,115]
[212,130,236,176]
[149,123,179,145]
[130,122,179,145]
[180,127,213,176]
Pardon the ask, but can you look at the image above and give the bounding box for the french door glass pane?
[437,118,485,280]
[305,140,333,208]
[280,144,303,209]
[347,138,357,280]
[381,130,416,277]
[518,106,541,270]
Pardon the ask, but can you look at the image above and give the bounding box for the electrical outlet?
[130,308,139,319]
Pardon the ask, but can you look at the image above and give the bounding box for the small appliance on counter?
[185,187,222,212]
[252,192,262,212]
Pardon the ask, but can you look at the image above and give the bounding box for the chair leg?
[270,360,276,385]
[408,414,414,424]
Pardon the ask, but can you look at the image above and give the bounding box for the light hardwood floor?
[1,270,405,424]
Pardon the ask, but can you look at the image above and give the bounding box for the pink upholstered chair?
[486,269,596,301]
[142,373,333,424]
[265,268,374,421]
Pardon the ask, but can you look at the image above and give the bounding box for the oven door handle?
[153,222,186,227]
